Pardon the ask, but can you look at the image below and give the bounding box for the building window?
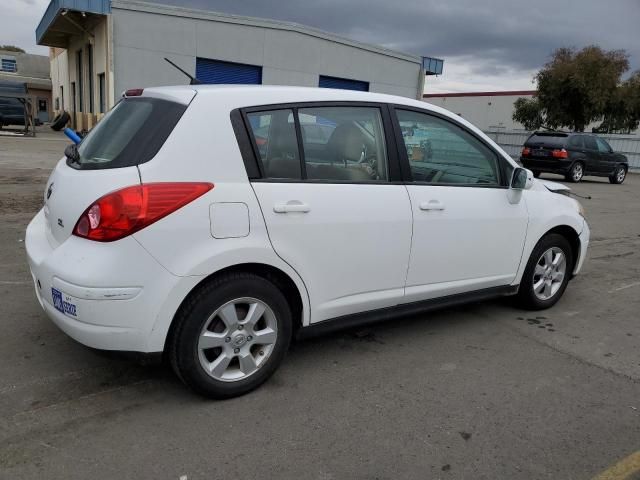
[1,58,17,73]
[318,75,369,92]
[98,73,106,113]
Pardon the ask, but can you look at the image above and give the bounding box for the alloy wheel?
[616,167,626,183]
[572,164,583,182]
[532,247,566,301]
[197,297,278,382]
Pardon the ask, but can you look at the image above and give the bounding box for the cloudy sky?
[2,0,639,93]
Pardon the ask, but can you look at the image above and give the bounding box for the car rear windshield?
[525,132,568,148]
[69,97,187,170]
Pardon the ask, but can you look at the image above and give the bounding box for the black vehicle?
[0,97,29,127]
[520,132,628,184]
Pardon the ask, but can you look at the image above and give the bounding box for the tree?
[513,46,640,132]
[0,45,25,53]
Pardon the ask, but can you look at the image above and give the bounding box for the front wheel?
[609,166,626,184]
[516,233,574,310]
[565,162,584,183]
[169,273,292,399]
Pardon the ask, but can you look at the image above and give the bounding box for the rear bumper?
[26,209,194,352]
[521,158,572,173]
[573,219,590,275]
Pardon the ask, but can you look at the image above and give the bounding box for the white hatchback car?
[26,86,589,398]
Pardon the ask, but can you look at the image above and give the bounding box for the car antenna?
[164,57,202,85]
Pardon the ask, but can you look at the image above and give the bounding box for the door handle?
[419,200,445,211]
[273,202,311,214]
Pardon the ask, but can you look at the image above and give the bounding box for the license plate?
[51,288,78,317]
[533,149,549,157]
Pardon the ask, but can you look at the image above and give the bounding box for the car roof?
[142,84,470,127]
[532,131,593,136]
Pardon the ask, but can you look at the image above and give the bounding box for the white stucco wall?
[110,1,423,101]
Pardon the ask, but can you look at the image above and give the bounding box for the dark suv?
[520,132,628,184]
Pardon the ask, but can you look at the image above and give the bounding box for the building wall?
[424,91,640,137]
[1,49,52,121]
[423,93,534,131]
[50,49,69,112]
[110,2,422,100]
[49,17,110,128]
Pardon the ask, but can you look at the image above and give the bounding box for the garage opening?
[195,58,262,85]
[318,75,369,92]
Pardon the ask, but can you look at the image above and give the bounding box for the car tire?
[516,233,574,310]
[169,272,292,399]
[609,165,626,184]
[50,111,70,131]
[532,170,541,178]
[565,162,584,183]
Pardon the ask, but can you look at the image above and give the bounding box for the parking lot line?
[608,281,640,293]
[593,451,640,480]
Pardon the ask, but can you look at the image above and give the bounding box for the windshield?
[71,97,187,170]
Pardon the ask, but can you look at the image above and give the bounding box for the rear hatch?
[43,89,194,247]
[524,132,568,159]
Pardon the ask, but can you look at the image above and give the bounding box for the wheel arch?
[161,262,307,354]
[540,224,581,274]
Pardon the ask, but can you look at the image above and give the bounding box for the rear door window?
[568,136,584,149]
[298,106,388,182]
[584,136,598,150]
[71,97,187,170]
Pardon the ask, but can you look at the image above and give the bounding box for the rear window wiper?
[64,143,81,166]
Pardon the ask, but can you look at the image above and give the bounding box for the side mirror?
[511,167,534,190]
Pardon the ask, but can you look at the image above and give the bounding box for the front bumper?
[573,218,590,275]
[26,209,187,352]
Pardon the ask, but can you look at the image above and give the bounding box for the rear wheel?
[169,272,292,399]
[565,162,584,183]
[516,233,574,310]
[532,170,541,178]
[609,165,626,184]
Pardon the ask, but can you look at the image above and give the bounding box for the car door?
[582,135,604,173]
[595,137,616,173]
[245,104,413,323]
[392,107,529,302]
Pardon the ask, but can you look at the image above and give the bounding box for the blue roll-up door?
[319,75,369,91]
[195,58,262,84]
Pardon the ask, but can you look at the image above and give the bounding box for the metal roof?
[36,0,111,46]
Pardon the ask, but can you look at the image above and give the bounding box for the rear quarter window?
[71,97,187,170]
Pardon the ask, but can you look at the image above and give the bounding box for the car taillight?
[73,182,213,242]
[521,147,531,157]
[552,148,568,159]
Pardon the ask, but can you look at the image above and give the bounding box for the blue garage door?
[195,58,262,84]
[319,75,369,91]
